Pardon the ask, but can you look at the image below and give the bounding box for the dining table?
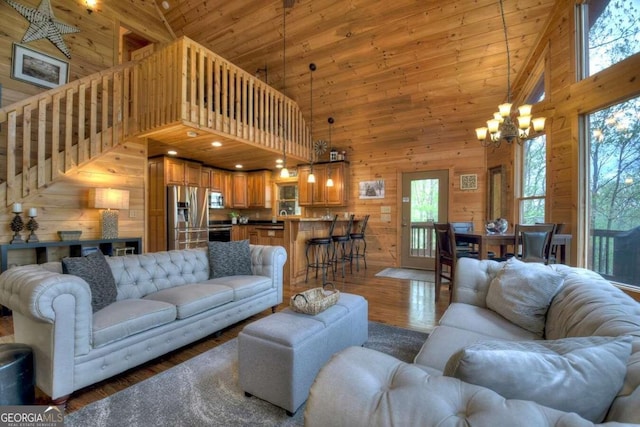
[454,232,573,264]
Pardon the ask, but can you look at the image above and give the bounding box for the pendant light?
[326,117,335,187]
[308,63,317,183]
[280,0,291,178]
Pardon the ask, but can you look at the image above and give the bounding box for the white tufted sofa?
[305,258,640,426]
[0,245,286,403]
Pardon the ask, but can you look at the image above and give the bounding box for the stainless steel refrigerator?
[167,185,209,250]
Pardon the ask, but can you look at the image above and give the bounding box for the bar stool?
[305,215,338,284]
[331,214,355,278]
[349,214,370,272]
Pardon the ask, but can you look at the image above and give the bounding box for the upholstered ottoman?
[238,292,368,415]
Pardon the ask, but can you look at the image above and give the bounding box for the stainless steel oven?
[208,226,232,242]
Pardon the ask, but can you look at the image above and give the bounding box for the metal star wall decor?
[4,0,79,58]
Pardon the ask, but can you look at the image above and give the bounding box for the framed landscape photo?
[11,44,69,89]
[359,179,385,199]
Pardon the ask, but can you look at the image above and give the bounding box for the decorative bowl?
[485,218,508,234]
[58,230,82,241]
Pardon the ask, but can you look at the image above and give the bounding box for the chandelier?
[475,0,546,147]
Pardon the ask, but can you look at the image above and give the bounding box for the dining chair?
[514,223,557,264]
[536,222,566,264]
[434,223,478,303]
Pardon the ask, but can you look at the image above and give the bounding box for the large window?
[520,135,547,224]
[518,74,546,224]
[585,96,640,287]
[578,0,640,78]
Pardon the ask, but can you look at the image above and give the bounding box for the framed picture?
[359,180,385,199]
[460,174,478,190]
[11,44,69,89]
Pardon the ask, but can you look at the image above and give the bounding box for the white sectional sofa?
[0,244,286,403]
[306,257,640,426]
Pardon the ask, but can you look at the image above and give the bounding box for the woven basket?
[289,284,340,315]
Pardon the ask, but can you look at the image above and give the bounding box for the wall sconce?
[85,0,97,14]
[89,188,130,239]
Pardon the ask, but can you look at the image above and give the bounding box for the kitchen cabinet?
[231,171,272,209]
[298,161,349,206]
[248,170,272,208]
[232,173,248,208]
[231,225,246,241]
[210,169,224,191]
[166,157,201,186]
[201,168,225,191]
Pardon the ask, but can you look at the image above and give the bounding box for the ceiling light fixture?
[211,141,222,147]
[85,0,96,14]
[167,150,177,155]
[308,63,317,184]
[279,0,294,178]
[326,117,335,187]
[475,0,546,148]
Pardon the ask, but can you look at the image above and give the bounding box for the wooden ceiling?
[147,0,556,171]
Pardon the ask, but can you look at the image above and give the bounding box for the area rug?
[65,322,427,427]
[375,267,435,282]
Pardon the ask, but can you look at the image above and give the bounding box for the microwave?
[209,191,224,209]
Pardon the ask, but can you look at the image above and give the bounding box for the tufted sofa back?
[106,248,209,299]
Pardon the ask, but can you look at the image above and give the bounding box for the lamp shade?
[89,188,130,210]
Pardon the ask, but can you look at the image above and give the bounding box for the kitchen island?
[281,217,359,286]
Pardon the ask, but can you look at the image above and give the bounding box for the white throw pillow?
[443,336,632,423]
[486,258,564,336]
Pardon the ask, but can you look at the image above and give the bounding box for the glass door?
[400,170,449,269]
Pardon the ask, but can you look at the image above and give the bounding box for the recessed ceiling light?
[275,164,283,169]
[161,1,170,10]
[211,141,222,147]
[235,164,243,169]
[168,150,177,155]
[275,159,283,163]
[187,131,197,137]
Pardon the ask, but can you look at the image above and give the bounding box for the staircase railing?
[0,62,137,206]
[0,36,311,207]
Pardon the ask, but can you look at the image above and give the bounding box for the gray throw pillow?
[486,257,564,336]
[208,240,252,279]
[62,251,117,312]
[443,336,632,423]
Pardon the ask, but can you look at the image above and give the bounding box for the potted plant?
[229,211,239,225]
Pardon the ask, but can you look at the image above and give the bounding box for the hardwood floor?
[0,265,449,413]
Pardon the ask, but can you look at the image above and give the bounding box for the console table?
[0,237,143,273]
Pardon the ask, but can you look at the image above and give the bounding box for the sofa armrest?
[249,244,287,303]
[0,264,93,355]
[452,257,504,307]
[305,347,596,427]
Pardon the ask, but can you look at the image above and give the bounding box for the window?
[584,95,640,287]
[518,75,546,224]
[577,0,640,79]
[277,184,300,216]
[519,135,547,224]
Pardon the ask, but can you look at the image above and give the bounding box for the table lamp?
[89,188,130,239]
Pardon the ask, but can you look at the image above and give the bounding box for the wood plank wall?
[0,140,147,267]
[0,0,173,106]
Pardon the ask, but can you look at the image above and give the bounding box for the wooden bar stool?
[305,215,338,284]
[331,214,355,278]
[349,214,370,272]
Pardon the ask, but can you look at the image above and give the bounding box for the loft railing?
[136,36,311,159]
[0,36,311,207]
